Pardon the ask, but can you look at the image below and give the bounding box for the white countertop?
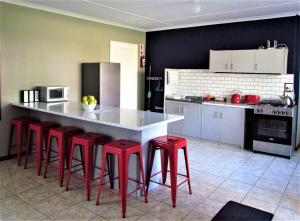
[12,102,184,131]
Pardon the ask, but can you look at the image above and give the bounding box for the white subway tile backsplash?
[165,69,294,100]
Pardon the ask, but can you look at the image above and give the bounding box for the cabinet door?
[209,50,232,72]
[231,50,256,73]
[165,101,183,135]
[182,103,200,138]
[255,49,288,74]
[201,105,220,142]
[219,107,245,147]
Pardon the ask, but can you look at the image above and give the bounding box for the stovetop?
[254,100,296,117]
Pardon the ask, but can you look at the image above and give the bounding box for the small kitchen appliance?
[253,100,297,158]
[245,95,260,105]
[38,86,70,102]
[231,90,241,104]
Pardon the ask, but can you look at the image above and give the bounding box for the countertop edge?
[165,98,254,109]
[12,103,184,131]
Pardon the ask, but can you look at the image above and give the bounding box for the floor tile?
[229,170,260,185]
[4,176,40,194]
[50,204,97,220]
[18,185,57,204]
[241,196,277,213]
[247,186,282,204]
[149,202,191,221]
[32,194,76,217]
[273,206,300,221]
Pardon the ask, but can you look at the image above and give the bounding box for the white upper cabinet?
[209,50,232,72]
[210,48,288,74]
[231,50,256,73]
[255,48,288,74]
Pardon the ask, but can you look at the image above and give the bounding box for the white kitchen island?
[12,102,183,193]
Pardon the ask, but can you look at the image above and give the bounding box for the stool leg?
[119,153,129,218]
[43,134,53,178]
[146,144,156,194]
[84,144,93,201]
[66,141,76,191]
[161,149,169,185]
[169,148,178,208]
[36,130,43,176]
[183,147,192,194]
[138,150,148,203]
[7,124,14,157]
[24,129,32,169]
[79,146,85,177]
[16,125,23,166]
[106,153,114,189]
[58,136,66,187]
[96,149,108,205]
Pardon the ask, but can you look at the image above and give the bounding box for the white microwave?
[38,86,70,102]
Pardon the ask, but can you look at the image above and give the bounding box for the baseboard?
[0,151,26,161]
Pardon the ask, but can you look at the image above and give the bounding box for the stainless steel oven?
[253,104,297,158]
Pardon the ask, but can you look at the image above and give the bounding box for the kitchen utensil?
[279,95,294,107]
[231,90,241,104]
[147,64,152,110]
[245,95,260,104]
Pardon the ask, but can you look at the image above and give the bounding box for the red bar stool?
[8,117,39,165]
[24,121,60,176]
[43,126,83,187]
[65,132,111,201]
[96,139,147,218]
[146,135,192,208]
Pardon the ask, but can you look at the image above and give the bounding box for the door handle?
[213,112,218,118]
[219,112,223,119]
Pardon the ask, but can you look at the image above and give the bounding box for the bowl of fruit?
[82,95,97,112]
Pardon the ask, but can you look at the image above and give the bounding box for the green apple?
[88,95,95,101]
[82,96,88,102]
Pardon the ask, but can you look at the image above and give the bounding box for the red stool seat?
[96,139,147,218]
[24,121,60,175]
[43,126,83,186]
[8,117,39,165]
[146,135,192,208]
[66,132,111,201]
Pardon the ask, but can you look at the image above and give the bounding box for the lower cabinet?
[165,100,245,148]
[165,100,201,138]
[201,104,245,147]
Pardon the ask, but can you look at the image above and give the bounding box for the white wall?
[165,69,294,100]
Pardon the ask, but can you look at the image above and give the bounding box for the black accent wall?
[145,16,300,112]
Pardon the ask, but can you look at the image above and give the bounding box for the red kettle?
[231,90,241,104]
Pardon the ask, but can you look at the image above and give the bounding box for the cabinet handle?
[219,112,223,119]
[225,63,229,70]
[213,112,218,118]
[182,107,185,114]
[230,63,234,70]
[254,64,259,71]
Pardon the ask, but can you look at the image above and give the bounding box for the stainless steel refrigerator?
[81,62,120,107]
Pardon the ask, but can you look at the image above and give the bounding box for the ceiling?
[5,0,300,31]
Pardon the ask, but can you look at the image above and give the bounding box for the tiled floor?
[1,137,300,220]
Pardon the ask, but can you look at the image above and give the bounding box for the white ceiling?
[5,0,300,31]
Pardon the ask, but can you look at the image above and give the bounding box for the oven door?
[253,114,292,145]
